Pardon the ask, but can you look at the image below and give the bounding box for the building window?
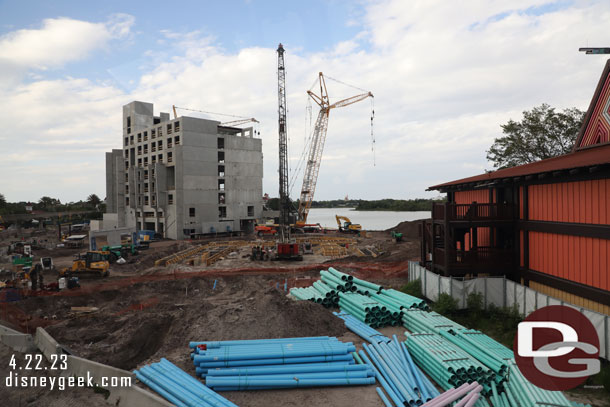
[138,133,142,143]
[218,165,225,177]
[125,197,130,206]
[168,194,174,204]
[130,135,134,145]
[125,161,129,169]
[143,131,148,141]
[158,126,163,136]
[124,149,129,158]
[125,137,129,146]
[219,207,227,218]
[167,152,173,163]
[138,146,142,155]
[144,170,148,179]
[127,116,131,128]
[158,154,163,162]
[138,158,142,167]
[189,207,195,217]
[152,156,156,164]
[152,182,156,192]
[144,157,148,166]
[151,195,156,206]
[217,138,224,149]
[152,143,156,152]
[248,206,254,217]
[136,211,141,217]
[218,180,225,191]
[167,123,173,134]
[167,137,173,148]
[174,121,180,132]
[158,140,163,150]
[218,151,224,163]
[125,173,129,182]
[144,196,149,205]
[157,211,164,218]
[144,183,149,193]
[143,144,148,154]
[151,129,156,138]
[174,135,180,145]
[138,197,141,206]
[125,185,129,194]
[151,168,155,178]
[218,193,225,204]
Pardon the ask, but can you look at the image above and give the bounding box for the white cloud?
[2,2,610,203]
[0,14,134,71]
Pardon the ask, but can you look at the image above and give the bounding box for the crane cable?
[371,97,376,167]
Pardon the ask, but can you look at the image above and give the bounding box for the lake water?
[306,208,431,231]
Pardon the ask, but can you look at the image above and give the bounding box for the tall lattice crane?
[297,72,373,224]
[277,43,291,233]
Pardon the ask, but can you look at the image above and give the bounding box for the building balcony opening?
[248,205,254,217]
[174,121,180,132]
[167,152,173,163]
[167,124,173,134]
[174,135,180,145]
[218,165,225,177]
[219,206,227,218]
[168,194,174,205]
[218,151,225,163]
[218,193,225,204]
[217,138,224,149]
[218,180,225,191]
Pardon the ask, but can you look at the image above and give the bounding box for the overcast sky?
[1,0,609,203]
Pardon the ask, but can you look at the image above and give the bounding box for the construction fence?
[407,261,610,361]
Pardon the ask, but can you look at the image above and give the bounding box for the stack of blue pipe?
[133,358,237,407]
[359,335,441,406]
[190,336,376,390]
[334,311,391,344]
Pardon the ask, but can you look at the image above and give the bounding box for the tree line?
[0,193,104,215]
[265,197,445,211]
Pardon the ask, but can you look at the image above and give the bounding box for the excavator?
[59,251,110,278]
[335,215,362,234]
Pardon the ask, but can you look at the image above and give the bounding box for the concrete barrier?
[1,333,37,353]
[63,355,173,406]
[34,327,62,361]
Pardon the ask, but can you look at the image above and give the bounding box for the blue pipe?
[399,341,430,401]
[189,336,334,348]
[206,370,372,384]
[158,359,238,407]
[148,365,227,407]
[365,343,418,403]
[376,387,394,407]
[359,350,405,407]
[139,366,212,407]
[196,353,355,368]
[134,370,189,407]
[205,377,375,390]
[374,342,419,394]
[204,362,368,376]
[362,345,406,403]
[213,279,217,290]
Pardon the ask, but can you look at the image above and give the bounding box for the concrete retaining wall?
[0,323,174,406]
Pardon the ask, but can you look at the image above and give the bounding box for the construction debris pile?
[189,336,375,390]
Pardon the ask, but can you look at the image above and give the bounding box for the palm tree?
[87,194,102,208]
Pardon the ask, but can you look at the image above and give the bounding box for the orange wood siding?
[454,189,490,204]
[529,281,610,314]
[529,231,610,291]
[519,186,524,219]
[528,179,610,225]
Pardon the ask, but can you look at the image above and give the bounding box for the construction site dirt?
[0,221,421,406]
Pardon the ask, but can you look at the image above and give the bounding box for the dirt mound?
[386,219,425,238]
[39,275,346,371]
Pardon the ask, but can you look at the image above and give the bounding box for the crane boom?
[297,72,373,224]
[277,44,291,232]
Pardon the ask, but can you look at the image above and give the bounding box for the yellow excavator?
[335,215,362,234]
[60,251,110,278]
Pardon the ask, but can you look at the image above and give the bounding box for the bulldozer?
[335,215,362,234]
[60,251,109,278]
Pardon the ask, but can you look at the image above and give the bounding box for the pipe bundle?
[321,267,384,294]
[133,358,237,407]
[377,288,429,311]
[334,311,391,344]
[439,330,513,375]
[422,382,486,407]
[504,361,572,407]
[402,309,466,334]
[359,335,440,406]
[190,337,376,390]
[406,333,498,395]
[289,280,339,307]
[338,292,402,328]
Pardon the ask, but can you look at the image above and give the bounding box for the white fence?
[407,261,610,361]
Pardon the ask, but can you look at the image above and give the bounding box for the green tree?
[487,104,584,169]
[87,194,102,208]
[0,193,6,208]
[38,196,61,210]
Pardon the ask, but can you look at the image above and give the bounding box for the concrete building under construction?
[104,101,263,239]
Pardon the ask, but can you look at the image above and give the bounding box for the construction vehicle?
[60,251,109,278]
[102,244,138,262]
[296,73,373,225]
[391,231,403,242]
[255,224,278,237]
[336,215,362,234]
[275,44,302,261]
